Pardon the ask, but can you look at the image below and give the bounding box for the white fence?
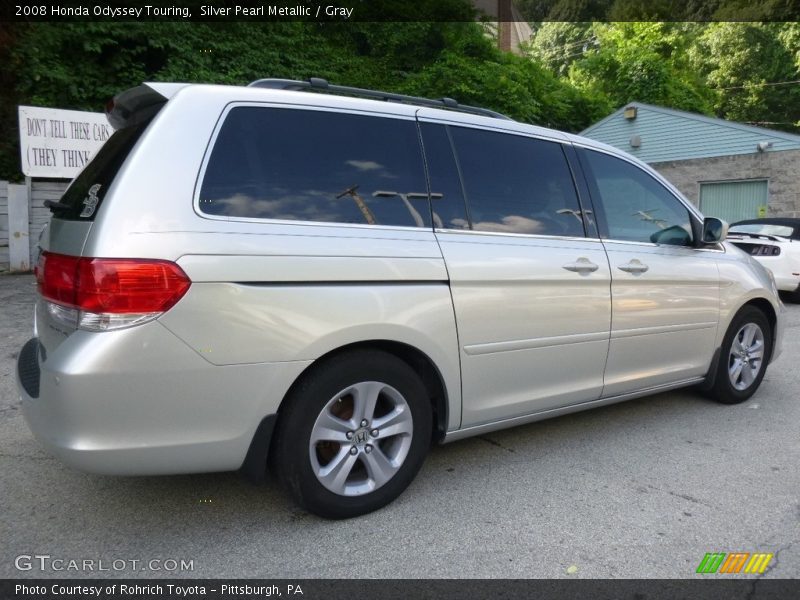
[0,179,69,272]
[0,181,7,269]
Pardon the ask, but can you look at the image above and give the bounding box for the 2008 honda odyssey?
[17,78,784,518]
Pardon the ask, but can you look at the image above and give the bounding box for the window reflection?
[199,108,430,227]
[582,151,693,246]
[449,126,585,237]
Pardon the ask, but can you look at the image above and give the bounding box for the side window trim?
[193,102,432,231]
[415,117,473,231]
[560,143,598,239]
[443,124,474,230]
[416,114,570,145]
[575,146,611,240]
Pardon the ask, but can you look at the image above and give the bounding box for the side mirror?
[702,217,729,244]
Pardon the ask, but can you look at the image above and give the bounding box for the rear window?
[198,107,431,227]
[52,122,147,221]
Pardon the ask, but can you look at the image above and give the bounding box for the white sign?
[18,105,114,179]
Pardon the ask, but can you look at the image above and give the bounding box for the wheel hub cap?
[309,381,413,497]
[728,322,765,391]
[352,427,370,445]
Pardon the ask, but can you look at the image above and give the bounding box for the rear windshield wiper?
[44,199,72,213]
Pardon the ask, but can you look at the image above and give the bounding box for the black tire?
[779,289,800,304]
[271,349,432,519]
[708,306,772,405]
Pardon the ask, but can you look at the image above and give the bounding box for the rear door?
[418,116,612,428]
[576,147,720,397]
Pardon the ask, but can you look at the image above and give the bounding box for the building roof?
[580,102,800,164]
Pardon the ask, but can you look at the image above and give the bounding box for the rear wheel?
[709,306,772,404]
[272,350,432,519]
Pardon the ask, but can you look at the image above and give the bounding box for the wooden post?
[8,183,30,272]
[498,0,512,52]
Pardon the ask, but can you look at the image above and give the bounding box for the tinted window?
[419,123,469,229]
[199,107,430,227]
[581,150,693,246]
[54,122,148,220]
[449,127,585,237]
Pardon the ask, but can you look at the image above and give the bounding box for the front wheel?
[709,306,772,404]
[272,350,432,519]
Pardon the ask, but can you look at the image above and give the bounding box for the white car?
[728,218,800,301]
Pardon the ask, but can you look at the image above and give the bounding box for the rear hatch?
[35,83,187,354]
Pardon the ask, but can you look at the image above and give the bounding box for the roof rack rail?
[247,77,514,121]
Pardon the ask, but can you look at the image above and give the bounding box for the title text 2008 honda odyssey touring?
[17,79,784,518]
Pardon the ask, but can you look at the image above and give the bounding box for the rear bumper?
[15,323,310,476]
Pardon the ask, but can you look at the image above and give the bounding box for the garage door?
[700,180,768,223]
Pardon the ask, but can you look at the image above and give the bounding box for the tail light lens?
[36,252,191,331]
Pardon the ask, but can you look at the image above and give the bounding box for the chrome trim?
[188,217,434,234]
[416,112,570,144]
[442,377,705,443]
[434,228,603,244]
[600,238,726,253]
[610,322,717,340]
[463,331,609,356]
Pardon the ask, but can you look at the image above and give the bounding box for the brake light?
[36,252,190,331]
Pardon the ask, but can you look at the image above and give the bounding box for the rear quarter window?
[52,123,147,220]
[198,106,431,228]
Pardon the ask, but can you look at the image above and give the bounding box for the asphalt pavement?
[1,273,798,579]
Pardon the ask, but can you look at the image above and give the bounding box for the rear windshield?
[50,122,148,220]
[730,224,794,238]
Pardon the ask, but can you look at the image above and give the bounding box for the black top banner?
[2,0,800,23]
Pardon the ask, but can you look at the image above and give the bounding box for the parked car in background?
[16,79,785,518]
[728,218,800,302]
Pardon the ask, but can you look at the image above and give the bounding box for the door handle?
[618,259,649,274]
[562,257,600,274]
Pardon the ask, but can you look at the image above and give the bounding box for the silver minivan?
[17,79,784,518]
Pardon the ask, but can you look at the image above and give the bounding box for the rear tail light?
[36,252,191,331]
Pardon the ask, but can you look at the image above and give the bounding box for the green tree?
[567,22,713,113]
[1,19,608,180]
[688,23,800,130]
[525,22,595,76]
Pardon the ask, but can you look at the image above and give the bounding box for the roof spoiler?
[106,82,189,129]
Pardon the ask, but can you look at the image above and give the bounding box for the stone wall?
[652,149,800,217]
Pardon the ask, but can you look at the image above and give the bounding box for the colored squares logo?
[697,552,773,574]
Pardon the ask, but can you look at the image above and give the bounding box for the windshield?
[729,224,794,238]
